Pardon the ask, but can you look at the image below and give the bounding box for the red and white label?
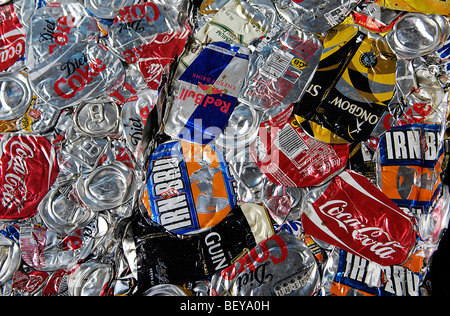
[301,170,417,266]
[251,107,349,187]
[138,23,191,89]
[0,134,59,219]
[0,4,26,71]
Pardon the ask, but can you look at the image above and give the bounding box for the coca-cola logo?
[302,171,416,266]
[115,2,160,24]
[140,60,165,89]
[0,135,58,219]
[316,199,404,260]
[2,140,35,211]
[0,4,25,71]
[53,53,107,100]
[0,37,25,71]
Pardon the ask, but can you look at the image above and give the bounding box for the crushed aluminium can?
[19,222,95,271]
[239,24,323,111]
[74,99,120,137]
[376,123,445,219]
[215,102,261,149]
[143,284,192,296]
[375,58,448,136]
[293,24,397,144]
[0,133,59,220]
[141,139,236,234]
[125,205,258,292]
[38,186,96,235]
[251,104,349,187]
[84,0,138,20]
[175,0,270,78]
[386,13,450,60]
[120,89,157,155]
[419,184,450,245]
[300,170,418,266]
[321,246,425,296]
[107,2,182,64]
[226,146,266,204]
[138,22,191,90]
[26,2,100,69]
[0,3,26,72]
[210,230,320,296]
[165,42,250,145]
[0,232,21,286]
[0,71,33,132]
[57,133,111,175]
[68,260,114,296]
[262,182,305,225]
[75,161,140,212]
[273,0,362,34]
[348,1,404,34]
[28,42,125,109]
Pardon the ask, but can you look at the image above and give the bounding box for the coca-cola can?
[301,170,418,266]
[120,89,157,154]
[28,42,125,109]
[0,133,59,220]
[26,2,100,69]
[107,2,182,63]
[0,3,26,72]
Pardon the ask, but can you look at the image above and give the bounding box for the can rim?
[74,100,120,137]
[389,13,443,59]
[0,72,32,121]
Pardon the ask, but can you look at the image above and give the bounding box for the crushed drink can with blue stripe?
[164,42,250,145]
[141,139,237,234]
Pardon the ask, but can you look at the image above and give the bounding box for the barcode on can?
[274,123,308,159]
[260,48,294,80]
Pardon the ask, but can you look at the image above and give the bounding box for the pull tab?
[82,139,102,158]
[88,104,104,123]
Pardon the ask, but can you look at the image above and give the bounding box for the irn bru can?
[141,139,237,234]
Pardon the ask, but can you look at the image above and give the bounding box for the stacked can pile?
[0,0,450,296]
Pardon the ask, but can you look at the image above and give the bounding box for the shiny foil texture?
[301,170,417,266]
[0,133,58,220]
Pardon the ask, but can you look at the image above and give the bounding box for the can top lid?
[76,161,137,211]
[74,100,119,137]
[388,13,445,59]
[0,72,32,121]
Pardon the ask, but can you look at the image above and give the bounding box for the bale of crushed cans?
[1,0,450,297]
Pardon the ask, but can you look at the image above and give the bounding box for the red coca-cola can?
[301,170,418,266]
[0,133,59,220]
